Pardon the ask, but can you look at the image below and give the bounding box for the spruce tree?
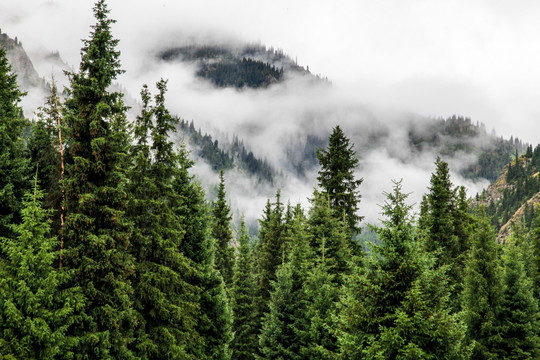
[255,191,287,310]
[339,180,466,359]
[302,257,340,360]
[0,45,30,239]
[421,158,473,311]
[230,217,258,360]
[307,190,353,284]
[0,183,83,359]
[28,79,62,226]
[496,239,540,359]
[61,1,137,357]
[316,125,363,235]
[173,143,233,360]
[530,211,540,301]
[212,170,235,286]
[258,211,312,360]
[127,82,200,359]
[461,212,503,359]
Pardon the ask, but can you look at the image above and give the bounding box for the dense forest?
[1,1,539,359]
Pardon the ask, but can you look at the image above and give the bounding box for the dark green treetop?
[316,125,363,235]
[212,169,235,286]
[61,1,137,357]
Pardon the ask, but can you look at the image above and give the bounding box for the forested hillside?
[1,1,539,359]
[160,43,328,88]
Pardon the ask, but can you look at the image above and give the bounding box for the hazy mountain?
[2,33,528,227]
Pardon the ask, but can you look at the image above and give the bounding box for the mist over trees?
[1,1,540,359]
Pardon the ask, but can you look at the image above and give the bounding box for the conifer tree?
[496,240,540,359]
[61,1,137,357]
[462,213,503,359]
[127,82,200,359]
[0,46,30,239]
[339,180,466,359]
[307,190,352,284]
[28,79,62,225]
[0,183,83,359]
[212,170,235,286]
[255,191,286,308]
[230,217,258,360]
[302,257,340,360]
[530,211,540,301]
[259,211,312,360]
[423,157,458,264]
[316,125,363,235]
[173,143,233,360]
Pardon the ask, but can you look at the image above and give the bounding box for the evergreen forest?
[1,1,539,359]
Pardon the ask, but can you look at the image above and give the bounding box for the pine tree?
[302,257,340,360]
[127,82,200,359]
[28,79,62,226]
[423,157,458,264]
[339,180,466,359]
[0,182,83,359]
[230,217,258,360]
[0,45,30,240]
[258,211,312,360]
[462,212,503,359]
[212,170,235,286]
[530,211,540,301]
[496,240,540,359]
[61,1,137,357]
[316,125,363,235]
[173,143,233,360]
[255,191,286,309]
[307,190,353,284]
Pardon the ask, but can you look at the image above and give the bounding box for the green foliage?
[230,217,258,360]
[258,212,312,360]
[421,158,474,310]
[302,260,340,360]
[339,180,466,359]
[0,45,30,239]
[307,190,353,284]
[316,125,363,235]
[496,240,540,359]
[461,213,503,359]
[198,57,283,88]
[212,170,235,286]
[486,144,540,231]
[27,80,62,229]
[61,1,138,357]
[173,144,233,360]
[127,81,201,359]
[0,185,83,359]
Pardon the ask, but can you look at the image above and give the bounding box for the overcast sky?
[2,0,540,224]
[3,0,540,145]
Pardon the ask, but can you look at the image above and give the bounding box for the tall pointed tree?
[28,79,62,226]
[339,180,466,359]
[173,143,233,360]
[212,170,235,286]
[61,1,137,357]
[461,212,503,359]
[127,81,200,359]
[0,183,83,359]
[259,210,312,360]
[316,125,363,236]
[0,45,30,240]
[496,238,540,359]
[230,217,258,360]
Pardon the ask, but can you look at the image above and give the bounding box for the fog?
[1,0,530,225]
